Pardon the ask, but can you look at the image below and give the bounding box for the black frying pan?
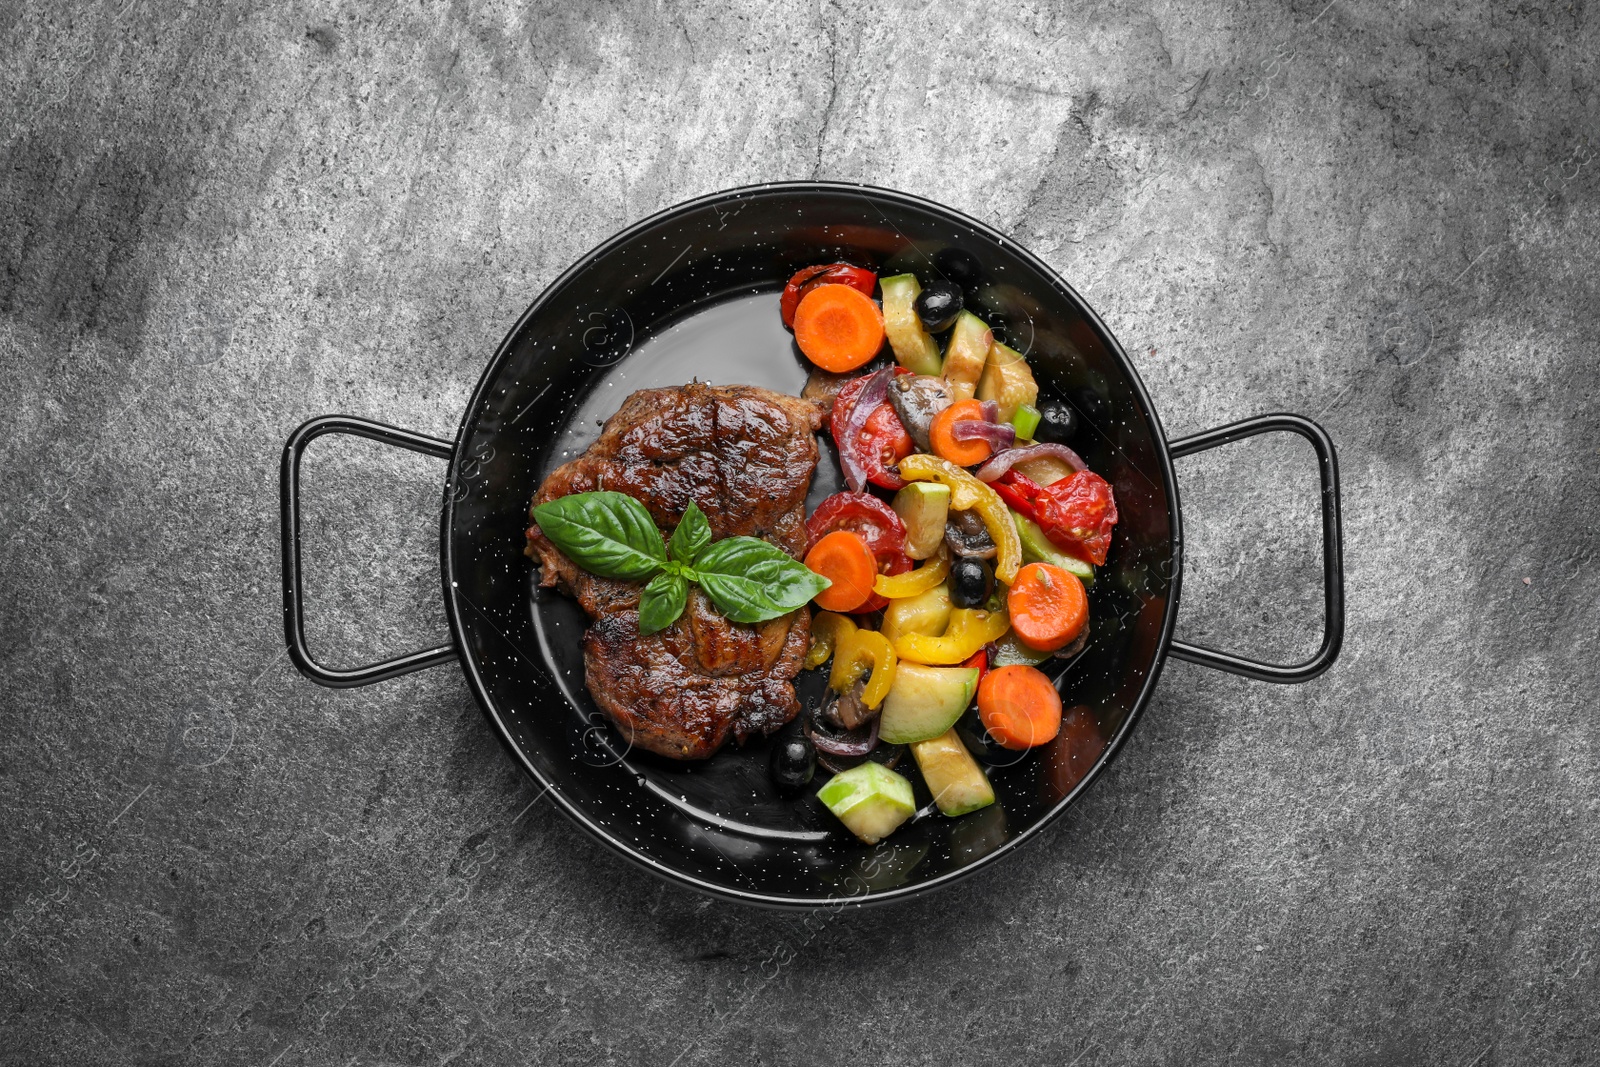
[279,182,1343,908]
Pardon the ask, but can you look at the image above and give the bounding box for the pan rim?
[439,180,1184,909]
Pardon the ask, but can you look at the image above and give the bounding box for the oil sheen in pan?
[548,293,806,462]
[529,290,860,843]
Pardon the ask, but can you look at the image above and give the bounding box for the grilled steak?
[526,382,823,760]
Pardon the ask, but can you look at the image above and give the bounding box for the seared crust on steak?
[526,382,822,760]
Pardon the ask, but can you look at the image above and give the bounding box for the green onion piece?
[1009,403,1041,441]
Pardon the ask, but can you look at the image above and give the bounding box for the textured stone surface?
[3,1,1597,1063]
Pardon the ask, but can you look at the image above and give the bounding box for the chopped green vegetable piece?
[912,728,995,816]
[817,762,916,844]
[879,663,980,744]
[1011,510,1095,585]
[1010,403,1041,442]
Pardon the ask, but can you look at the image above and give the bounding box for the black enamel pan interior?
[280,182,1344,908]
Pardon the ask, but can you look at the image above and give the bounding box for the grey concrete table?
[3,1,1596,1064]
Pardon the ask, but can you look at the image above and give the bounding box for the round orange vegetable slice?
[977,664,1063,750]
[1006,562,1088,652]
[792,284,886,373]
[929,399,994,467]
[805,530,878,612]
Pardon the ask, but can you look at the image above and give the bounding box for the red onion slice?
[975,442,1089,482]
[979,399,999,423]
[837,367,893,493]
[806,707,880,756]
[952,419,1017,449]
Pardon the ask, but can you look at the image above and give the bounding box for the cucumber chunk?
[989,631,1052,668]
[942,311,991,401]
[912,728,996,816]
[1012,454,1078,486]
[879,662,980,744]
[976,341,1039,423]
[817,761,916,845]
[880,274,943,375]
[892,482,951,560]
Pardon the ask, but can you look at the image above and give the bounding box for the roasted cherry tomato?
[780,263,877,328]
[831,370,914,489]
[855,406,914,490]
[805,492,906,558]
[825,367,912,431]
[992,469,1119,566]
[805,492,911,614]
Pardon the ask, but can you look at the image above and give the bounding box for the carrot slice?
[929,399,994,467]
[792,284,885,372]
[1006,562,1088,651]
[977,664,1062,749]
[805,530,878,612]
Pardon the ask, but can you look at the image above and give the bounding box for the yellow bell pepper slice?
[831,628,897,709]
[896,454,1022,584]
[893,607,1011,666]
[805,611,857,670]
[873,553,950,599]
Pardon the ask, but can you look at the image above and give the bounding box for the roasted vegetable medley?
[786,261,1120,844]
[528,257,1120,843]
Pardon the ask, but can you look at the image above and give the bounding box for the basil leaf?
[668,501,713,564]
[693,536,830,624]
[637,571,687,635]
[530,491,665,581]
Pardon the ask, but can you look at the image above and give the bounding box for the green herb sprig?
[531,494,829,634]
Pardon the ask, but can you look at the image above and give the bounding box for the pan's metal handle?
[1168,413,1344,683]
[280,415,458,688]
